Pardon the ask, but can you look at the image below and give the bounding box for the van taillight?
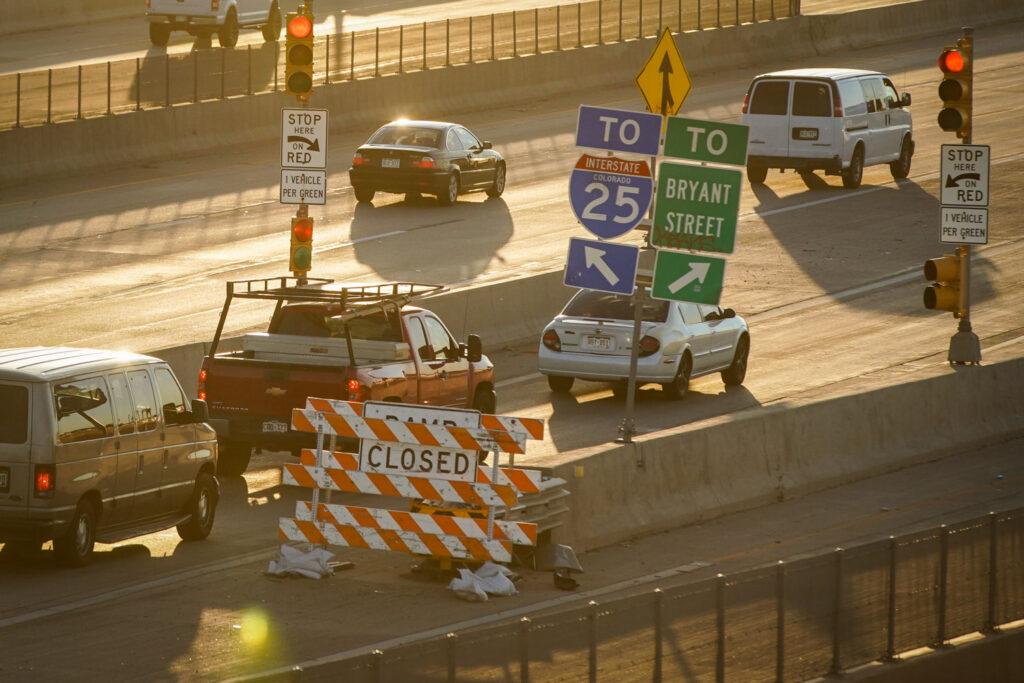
[741,93,750,114]
[34,465,55,497]
[197,368,208,402]
[831,82,843,117]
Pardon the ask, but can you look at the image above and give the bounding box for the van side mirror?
[900,92,911,107]
[191,398,210,424]
[466,334,482,363]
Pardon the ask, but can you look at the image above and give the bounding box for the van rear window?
[749,81,789,115]
[0,385,28,444]
[792,82,832,117]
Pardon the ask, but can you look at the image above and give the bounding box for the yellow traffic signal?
[923,251,963,316]
[937,38,972,139]
[285,11,314,99]
[290,216,313,275]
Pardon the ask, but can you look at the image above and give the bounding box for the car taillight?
[414,156,436,169]
[741,92,750,114]
[197,368,208,402]
[34,465,55,498]
[638,335,660,357]
[542,329,561,352]
[352,153,367,166]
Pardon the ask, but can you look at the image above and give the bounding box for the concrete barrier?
[5,0,1023,186]
[552,355,1024,552]
[0,0,139,36]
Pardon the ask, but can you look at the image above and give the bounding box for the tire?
[721,335,749,387]
[177,473,218,541]
[261,3,282,42]
[472,385,497,414]
[437,174,459,206]
[485,163,506,198]
[547,375,574,393]
[217,441,252,477]
[53,500,98,567]
[747,163,768,185]
[842,145,864,189]
[354,186,376,203]
[217,9,239,48]
[890,136,912,180]
[149,23,171,47]
[662,353,693,400]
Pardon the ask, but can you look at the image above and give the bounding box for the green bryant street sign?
[664,117,749,167]
[652,162,742,254]
[651,250,727,306]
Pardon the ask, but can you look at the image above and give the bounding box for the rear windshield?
[270,305,404,342]
[563,291,669,323]
[792,82,832,117]
[749,80,789,115]
[0,385,28,444]
[369,126,442,149]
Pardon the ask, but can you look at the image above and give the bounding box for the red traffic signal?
[938,49,965,74]
[292,217,313,242]
[287,14,313,40]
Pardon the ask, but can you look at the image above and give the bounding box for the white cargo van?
[0,348,219,566]
[741,69,913,189]
[146,0,281,48]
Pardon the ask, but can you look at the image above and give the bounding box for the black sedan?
[348,120,506,206]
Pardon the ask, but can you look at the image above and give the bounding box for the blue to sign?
[569,154,654,239]
[564,237,640,296]
[576,105,662,156]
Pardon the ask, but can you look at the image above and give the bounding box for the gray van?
[0,348,219,566]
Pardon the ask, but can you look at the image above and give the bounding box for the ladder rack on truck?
[207,276,446,365]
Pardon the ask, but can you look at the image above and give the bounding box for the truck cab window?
[423,316,456,361]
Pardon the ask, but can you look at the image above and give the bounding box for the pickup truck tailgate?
[205,357,347,425]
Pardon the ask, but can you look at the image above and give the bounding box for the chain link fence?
[0,0,800,130]
[300,507,1024,681]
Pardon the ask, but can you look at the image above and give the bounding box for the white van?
[0,348,219,566]
[146,0,281,48]
[741,69,913,189]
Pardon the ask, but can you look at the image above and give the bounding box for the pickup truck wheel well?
[472,383,496,413]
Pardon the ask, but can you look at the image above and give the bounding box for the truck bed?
[242,333,411,367]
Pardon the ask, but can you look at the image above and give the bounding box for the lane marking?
[226,560,713,682]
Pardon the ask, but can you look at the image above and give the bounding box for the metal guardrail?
[298,506,1024,681]
[0,0,799,130]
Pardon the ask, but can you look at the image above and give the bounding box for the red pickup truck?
[200,278,496,475]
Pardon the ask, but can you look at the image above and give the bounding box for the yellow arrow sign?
[635,28,691,116]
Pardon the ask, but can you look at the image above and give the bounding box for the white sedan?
[537,290,750,398]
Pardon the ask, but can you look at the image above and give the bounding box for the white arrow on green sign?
[651,250,727,306]
[664,117,749,167]
[652,162,742,254]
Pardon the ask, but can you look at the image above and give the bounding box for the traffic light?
[923,250,964,316]
[290,216,313,275]
[937,38,972,139]
[285,10,314,99]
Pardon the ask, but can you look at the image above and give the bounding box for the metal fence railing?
[300,507,1024,681]
[0,0,800,130]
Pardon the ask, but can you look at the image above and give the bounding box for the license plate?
[582,335,614,351]
[381,158,400,168]
[262,420,289,434]
[0,468,8,493]
[794,127,819,140]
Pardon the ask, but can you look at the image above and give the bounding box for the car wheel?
[217,9,239,48]
[890,136,912,180]
[149,23,171,47]
[437,173,459,206]
[53,500,98,567]
[486,162,506,198]
[547,375,574,393]
[662,353,692,400]
[354,186,376,203]
[721,335,749,387]
[747,163,768,185]
[842,145,864,189]
[217,441,252,477]
[472,385,497,414]
[261,3,282,42]
[177,473,218,541]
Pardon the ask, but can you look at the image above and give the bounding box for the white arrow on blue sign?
[564,237,640,296]
[575,105,662,157]
[569,154,654,240]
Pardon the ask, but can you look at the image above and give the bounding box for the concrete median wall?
[3,0,1022,186]
[553,356,1024,552]
[0,0,139,36]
